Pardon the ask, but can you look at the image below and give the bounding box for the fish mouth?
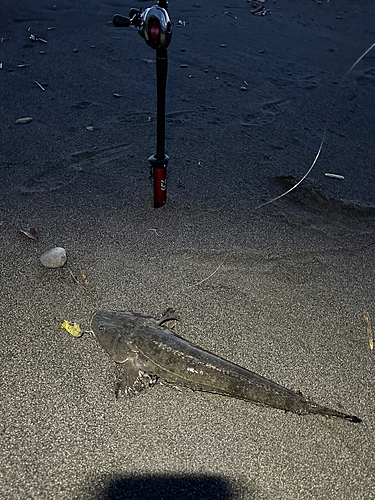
[90,310,103,336]
[91,309,137,363]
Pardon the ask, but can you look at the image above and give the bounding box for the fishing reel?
[113,3,172,50]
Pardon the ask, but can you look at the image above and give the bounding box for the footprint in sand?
[242,98,291,127]
[18,143,131,193]
[19,165,83,193]
[270,74,319,89]
[72,101,94,110]
[355,67,375,85]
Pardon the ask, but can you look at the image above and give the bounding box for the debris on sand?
[15,117,33,124]
[20,228,38,240]
[61,321,82,338]
[256,131,325,209]
[363,312,373,350]
[34,81,45,91]
[29,34,47,44]
[79,268,88,286]
[247,0,270,16]
[325,173,344,180]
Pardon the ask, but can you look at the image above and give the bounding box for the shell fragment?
[15,117,33,124]
[325,173,344,180]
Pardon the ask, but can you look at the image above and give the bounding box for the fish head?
[91,310,141,363]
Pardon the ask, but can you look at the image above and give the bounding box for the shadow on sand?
[96,474,241,500]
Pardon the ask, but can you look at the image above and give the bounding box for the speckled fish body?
[91,310,361,423]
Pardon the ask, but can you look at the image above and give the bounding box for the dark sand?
[1,0,375,498]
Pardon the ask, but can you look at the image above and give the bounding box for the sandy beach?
[1,0,375,498]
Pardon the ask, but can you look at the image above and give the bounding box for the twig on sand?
[256,130,326,210]
[67,264,89,290]
[34,80,45,91]
[351,240,375,252]
[29,34,47,44]
[348,41,375,75]
[67,265,81,285]
[325,173,344,180]
[186,256,227,288]
[363,311,373,351]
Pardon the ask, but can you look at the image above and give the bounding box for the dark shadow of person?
[96,474,238,500]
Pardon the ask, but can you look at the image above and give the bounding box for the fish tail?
[307,402,362,423]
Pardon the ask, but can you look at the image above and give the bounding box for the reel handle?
[113,9,142,28]
[112,15,131,27]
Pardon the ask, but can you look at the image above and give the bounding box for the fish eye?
[99,324,105,331]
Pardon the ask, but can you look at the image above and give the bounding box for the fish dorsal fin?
[158,308,180,325]
[115,356,158,398]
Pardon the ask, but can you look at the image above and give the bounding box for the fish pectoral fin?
[115,357,158,398]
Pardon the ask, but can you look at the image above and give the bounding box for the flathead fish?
[91,309,361,423]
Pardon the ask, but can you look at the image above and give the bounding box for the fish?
[91,309,361,423]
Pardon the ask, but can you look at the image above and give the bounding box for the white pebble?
[40,247,67,268]
[15,117,33,124]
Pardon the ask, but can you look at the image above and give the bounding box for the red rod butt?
[149,154,169,208]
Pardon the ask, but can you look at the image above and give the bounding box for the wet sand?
[1,0,375,498]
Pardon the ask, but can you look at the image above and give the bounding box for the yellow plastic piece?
[61,320,82,338]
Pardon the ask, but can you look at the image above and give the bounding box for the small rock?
[113,93,121,98]
[40,247,67,268]
[15,117,33,124]
[86,126,94,131]
[72,48,79,53]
